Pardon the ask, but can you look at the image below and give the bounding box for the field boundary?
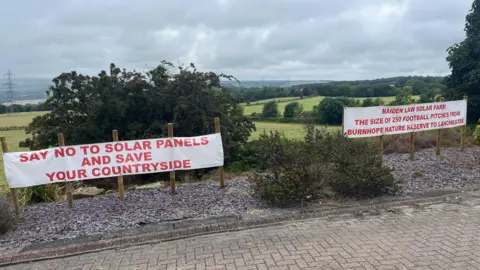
[0,189,471,267]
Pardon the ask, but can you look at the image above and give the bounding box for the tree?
[283,102,303,118]
[419,88,440,103]
[444,0,480,124]
[361,98,375,107]
[390,86,413,105]
[262,100,279,118]
[20,62,255,165]
[316,97,357,125]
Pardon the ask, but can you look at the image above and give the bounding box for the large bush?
[249,130,333,206]
[262,100,279,118]
[314,97,358,125]
[330,137,400,198]
[0,195,15,234]
[249,125,400,206]
[283,102,303,118]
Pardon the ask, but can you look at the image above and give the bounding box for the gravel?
[384,147,480,194]
[0,179,258,252]
[1,146,480,252]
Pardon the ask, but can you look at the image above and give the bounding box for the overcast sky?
[0,0,473,81]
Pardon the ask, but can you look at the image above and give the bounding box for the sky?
[0,0,474,81]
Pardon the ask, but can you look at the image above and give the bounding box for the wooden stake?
[461,95,468,151]
[410,131,415,160]
[341,107,345,135]
[1,137,21,217]
[379,101,385,162]
[410,99,416,160]
[214,117,225,188]
[57,134,73,209]
[112,130,125,201]
[435,97,445,156]
[168,123,176,194]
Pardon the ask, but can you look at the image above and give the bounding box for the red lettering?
[19,153,28,162]
[78,169,87,179]
[92,168,101,177]
[201,136,208,145]
[80,145,89,154]
[105,143,113,153]
[184,138,193,147]
[116,152,152,163]
[183,160,191,168]
[56,171,66,181]
[142,164,150,172]
[156,139,165,148]
[46,172,56,182]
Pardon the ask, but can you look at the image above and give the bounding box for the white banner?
[343,99,467,138]
[3,134,224,188]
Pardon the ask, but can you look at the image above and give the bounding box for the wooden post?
[0,137,21,217]
[435,97,445,156]
[168,123,176,194]
[461,95,468,151]
[57,133,73,209]
[379,101,385,162]
[341,106,345,135]
[214,117,225,188]
[112,130,125,201]
[410,99,416,160]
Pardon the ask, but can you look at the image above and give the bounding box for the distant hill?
[220,80,331,88]
[1,78,51,103]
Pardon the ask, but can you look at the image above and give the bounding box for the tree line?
[0,103,48,114]
[253,85,442,125]
[233,76,446,103]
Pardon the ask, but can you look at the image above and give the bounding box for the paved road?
[7,198,480,270]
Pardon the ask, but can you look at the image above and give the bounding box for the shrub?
[20,184,61,205]
[262,101,279,118]
[249,128,334,206]
[330,137,400,198]
[474,119,480,145]
[0,195,15,234]
[283,102,303,118]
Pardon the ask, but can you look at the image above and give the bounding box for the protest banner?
[2,134,224,189]
[343,99,467,138]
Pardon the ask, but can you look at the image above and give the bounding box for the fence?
[0,118,225,217]
[342,96,468,161]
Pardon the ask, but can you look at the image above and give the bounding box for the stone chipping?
[1,146,480,253]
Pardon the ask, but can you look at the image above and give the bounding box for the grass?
[251,121,341,140]
[0,111,46,128]
[241,95,420,115]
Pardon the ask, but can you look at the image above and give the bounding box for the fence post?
[436,97,445,156]
[112,130,125,201]
[341,106,345,135]
[214,117,225,188]
[410,99,416,160]
[0,137,21,217]
[461,95,468,151]
[379,101,385,163]
[168,123,176,194]
[57,133,74,209]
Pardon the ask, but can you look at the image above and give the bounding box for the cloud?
[0,0,473,80]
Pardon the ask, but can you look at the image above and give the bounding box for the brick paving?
[6,200,480,270]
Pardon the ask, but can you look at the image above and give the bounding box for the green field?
[251,122,340,140]
[0,111,46,127]
[241,95,420,115]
